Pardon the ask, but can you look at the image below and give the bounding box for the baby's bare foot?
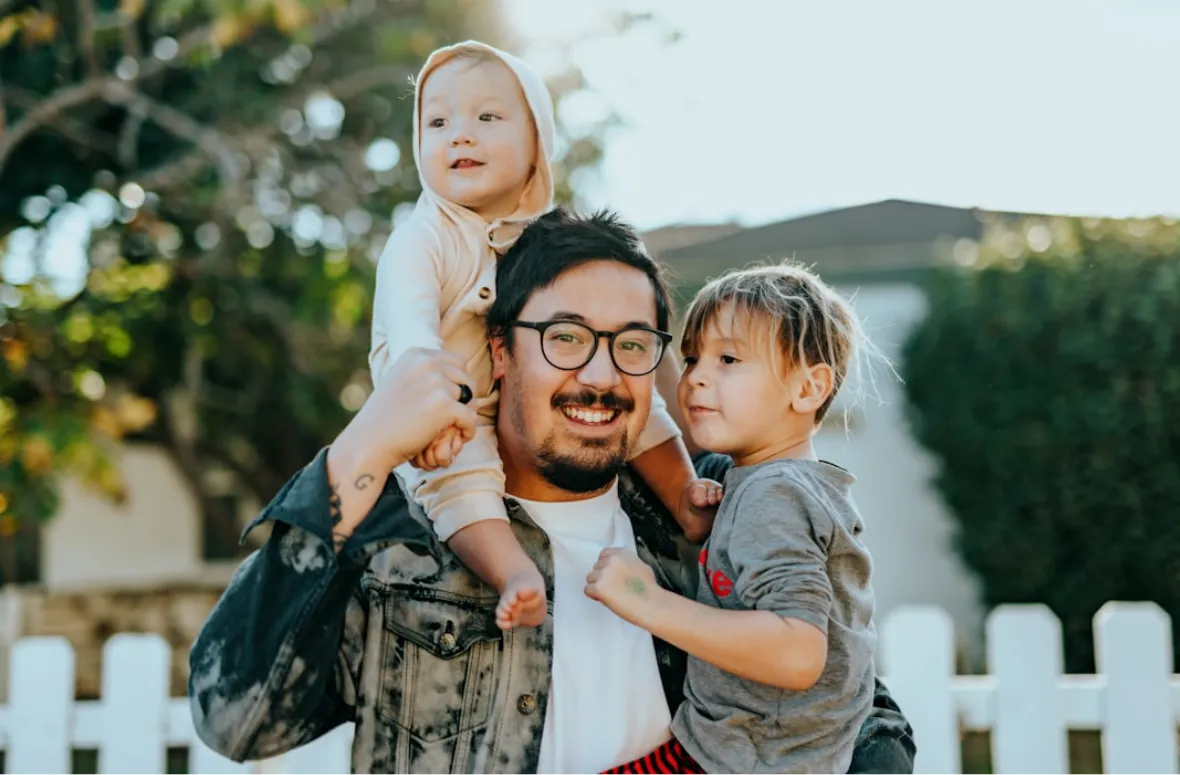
[495,569,547,630]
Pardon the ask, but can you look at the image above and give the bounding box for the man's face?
[491,260,660,496]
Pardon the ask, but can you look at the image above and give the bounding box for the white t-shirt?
[510,483,672,773]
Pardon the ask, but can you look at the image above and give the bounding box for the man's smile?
[560,406,620,426]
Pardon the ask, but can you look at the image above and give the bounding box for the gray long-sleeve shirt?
[672,457,878,774]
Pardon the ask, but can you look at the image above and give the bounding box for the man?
[189,208,916,773]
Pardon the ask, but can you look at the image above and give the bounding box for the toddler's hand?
[585,547,659,626]
[410,425,465,471]
[677,477,723,543]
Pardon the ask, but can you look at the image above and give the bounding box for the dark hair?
[487,208,672,345]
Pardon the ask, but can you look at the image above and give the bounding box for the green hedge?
[901,216,1180,672]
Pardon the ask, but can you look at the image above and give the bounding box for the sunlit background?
[506,0,1180,227]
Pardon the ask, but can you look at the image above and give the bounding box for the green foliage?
[901,214,1180,671]
[0,0,626,575]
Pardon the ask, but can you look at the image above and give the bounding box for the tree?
[900,213,1180,671]
[0,0,628,581]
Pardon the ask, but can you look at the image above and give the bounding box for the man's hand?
[676,477,723,543]
[585,547,661,627]
[340,348,478,473]
[326,348,479,550]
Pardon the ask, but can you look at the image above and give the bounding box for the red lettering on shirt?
[711,571,733,597]
[698,546,733,597]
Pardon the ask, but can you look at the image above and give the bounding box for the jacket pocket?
[374,585,502,743]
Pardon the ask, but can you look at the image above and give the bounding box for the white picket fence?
[0,602,1177,773]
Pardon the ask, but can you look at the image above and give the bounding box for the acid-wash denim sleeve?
[692,451,916,773]
[849,678,917,773]
[187,447,437,762]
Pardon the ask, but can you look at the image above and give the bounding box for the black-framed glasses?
[505,319,673,377]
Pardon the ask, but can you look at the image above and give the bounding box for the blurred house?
[7,198,1036,677]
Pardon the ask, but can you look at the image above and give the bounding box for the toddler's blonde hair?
[680,261,889,424]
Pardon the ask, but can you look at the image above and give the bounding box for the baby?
[369,41,718,629]
[587,262,882,773]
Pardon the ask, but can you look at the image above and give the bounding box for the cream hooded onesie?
[369,41,681,541]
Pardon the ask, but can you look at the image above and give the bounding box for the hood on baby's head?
[411,40,556,225]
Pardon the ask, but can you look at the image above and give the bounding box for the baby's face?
[418,58,538,220]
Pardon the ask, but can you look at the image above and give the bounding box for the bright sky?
[505,0,1180,230]
[5,0,1177,297]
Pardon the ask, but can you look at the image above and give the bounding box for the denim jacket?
[189,449,916,773]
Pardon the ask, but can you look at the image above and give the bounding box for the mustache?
[551,389,634,413]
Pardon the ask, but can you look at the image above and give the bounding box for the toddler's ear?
[790,363,834,415]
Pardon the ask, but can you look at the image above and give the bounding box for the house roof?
[661,199,996,263]
[652,198,1046,287]
[640,223,743,257]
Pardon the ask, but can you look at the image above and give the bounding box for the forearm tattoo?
[328,483,348,552]
[328,472,378,553]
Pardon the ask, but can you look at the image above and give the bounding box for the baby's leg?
[448,520,547,629]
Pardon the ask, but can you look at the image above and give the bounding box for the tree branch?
[4,85,119,158]
[0,0,383,178]
[137,63,413,194]
[196,440,273,513]
[77,0,101,76]
[116,5,144,166]
[134,0,380,84]
[0,77,108,174]
[120,4,142,62]
[325,63,417,101]
[156,385,253,558]
[101,81,242,185]
[117,108,144,167]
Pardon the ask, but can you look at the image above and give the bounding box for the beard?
[535,436,630,493]
[519,386,635,494]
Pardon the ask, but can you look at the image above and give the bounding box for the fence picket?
[988,604,1068,773]
[1095,602,1178,774]
[8,637,74,774]
[880,605,959,773]
[99,634,171,773]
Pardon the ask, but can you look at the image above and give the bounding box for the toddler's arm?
[585,471,834,691]
[585,547,827,692]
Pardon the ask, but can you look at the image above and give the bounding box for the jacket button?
[478,286,492,299]
[516,694,537,715]
[439,631,457,650]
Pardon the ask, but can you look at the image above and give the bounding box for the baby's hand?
[584,547,659,626]
[409,425,465,471]
[677,477,723,543]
